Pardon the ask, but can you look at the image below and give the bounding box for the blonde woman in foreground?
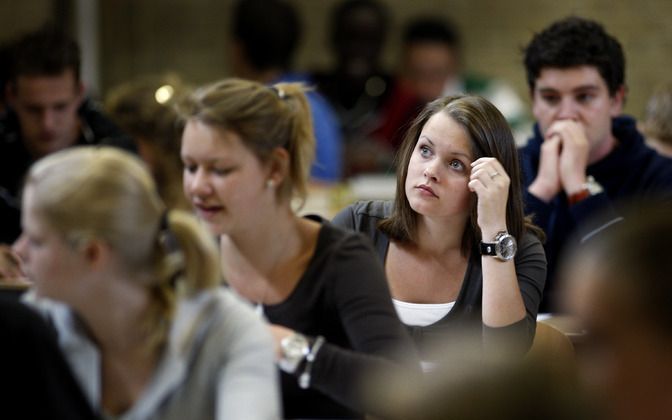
[14,146,280,419]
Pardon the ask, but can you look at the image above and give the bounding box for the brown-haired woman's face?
[181,120,274,236]
[404,112,473,221]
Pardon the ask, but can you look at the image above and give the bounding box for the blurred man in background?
[0,25,131,244]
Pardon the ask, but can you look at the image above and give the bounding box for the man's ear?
[610,85,626,117]
[266,146,291,188]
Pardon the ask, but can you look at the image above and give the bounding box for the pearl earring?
[266,179,275,189]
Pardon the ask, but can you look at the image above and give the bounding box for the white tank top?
[392,299,455,327]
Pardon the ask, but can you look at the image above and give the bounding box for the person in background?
[396,16,531,144]
[562,200,672,420]
[230,0,342,183]
[519,16,672,311]
[178,78,418,419]
[333,95,546,367]
[106,74,191,211]
[640,83,672,157]
[14,146,280,419]
[312,0,398,176]
[0,25,132,244]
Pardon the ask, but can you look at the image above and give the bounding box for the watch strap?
[568,176,603,206]
[480,241,498,256]
[568,188,591,205]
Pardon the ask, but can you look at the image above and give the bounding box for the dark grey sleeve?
[331,204,357,230]
[483,231,547,353]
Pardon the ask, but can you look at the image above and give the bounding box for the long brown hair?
[379,94,542,256]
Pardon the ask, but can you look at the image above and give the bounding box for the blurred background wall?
[1,0,670,120]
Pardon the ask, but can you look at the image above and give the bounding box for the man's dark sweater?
[520,115,672,311]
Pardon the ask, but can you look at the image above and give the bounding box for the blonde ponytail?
[26,147,221,355]
[142,209,222,352]
[271,82,315,204]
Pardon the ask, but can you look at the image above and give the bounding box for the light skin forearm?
[469,158,526,327]
[481,257,526,327]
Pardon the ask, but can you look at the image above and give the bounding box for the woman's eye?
[183,164,197,174]
[213,167,233,176]
[448,160,464,171]
[419,145,432,158]
[27,236,42,248]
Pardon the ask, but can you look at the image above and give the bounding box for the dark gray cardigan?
[332,200,547,359]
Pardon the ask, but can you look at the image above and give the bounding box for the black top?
[520,116,672,311]
[0,299,97,419]
[262,215,418,419]
[332,201,547,359]
[0,99,134,244]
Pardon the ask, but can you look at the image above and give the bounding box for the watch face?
[284,334,309,359]
[279,333,310,373]
[496,234,517,261]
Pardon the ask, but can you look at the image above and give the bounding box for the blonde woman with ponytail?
[13,146,280,419]
[179,78,418,419]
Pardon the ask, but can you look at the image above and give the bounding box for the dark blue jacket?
[520,116,672,311]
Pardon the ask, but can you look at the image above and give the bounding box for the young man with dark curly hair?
[519,17,672,311]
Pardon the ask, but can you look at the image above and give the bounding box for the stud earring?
[266,179,275,189]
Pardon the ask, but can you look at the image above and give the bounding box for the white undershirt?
[392,299,455,327]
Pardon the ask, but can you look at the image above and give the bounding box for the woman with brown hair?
[334,95,547,366]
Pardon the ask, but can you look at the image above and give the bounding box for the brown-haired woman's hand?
[468,157,510,240]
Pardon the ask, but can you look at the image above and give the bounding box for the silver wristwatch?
[278,332,310,373]
[480,231,517,261]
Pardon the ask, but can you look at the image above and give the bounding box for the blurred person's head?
[401,17,461,103]
[230,0,301,81]
[523,17,625,162]
[641,83,672,157]
[106,75,190,210]
[13,146,220,352]
[368,329,593,420]
[329,0,389,79]
[6,25,84,159]
[379,94,530,256]
[562,201,672,420]
[177,78,315,236]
